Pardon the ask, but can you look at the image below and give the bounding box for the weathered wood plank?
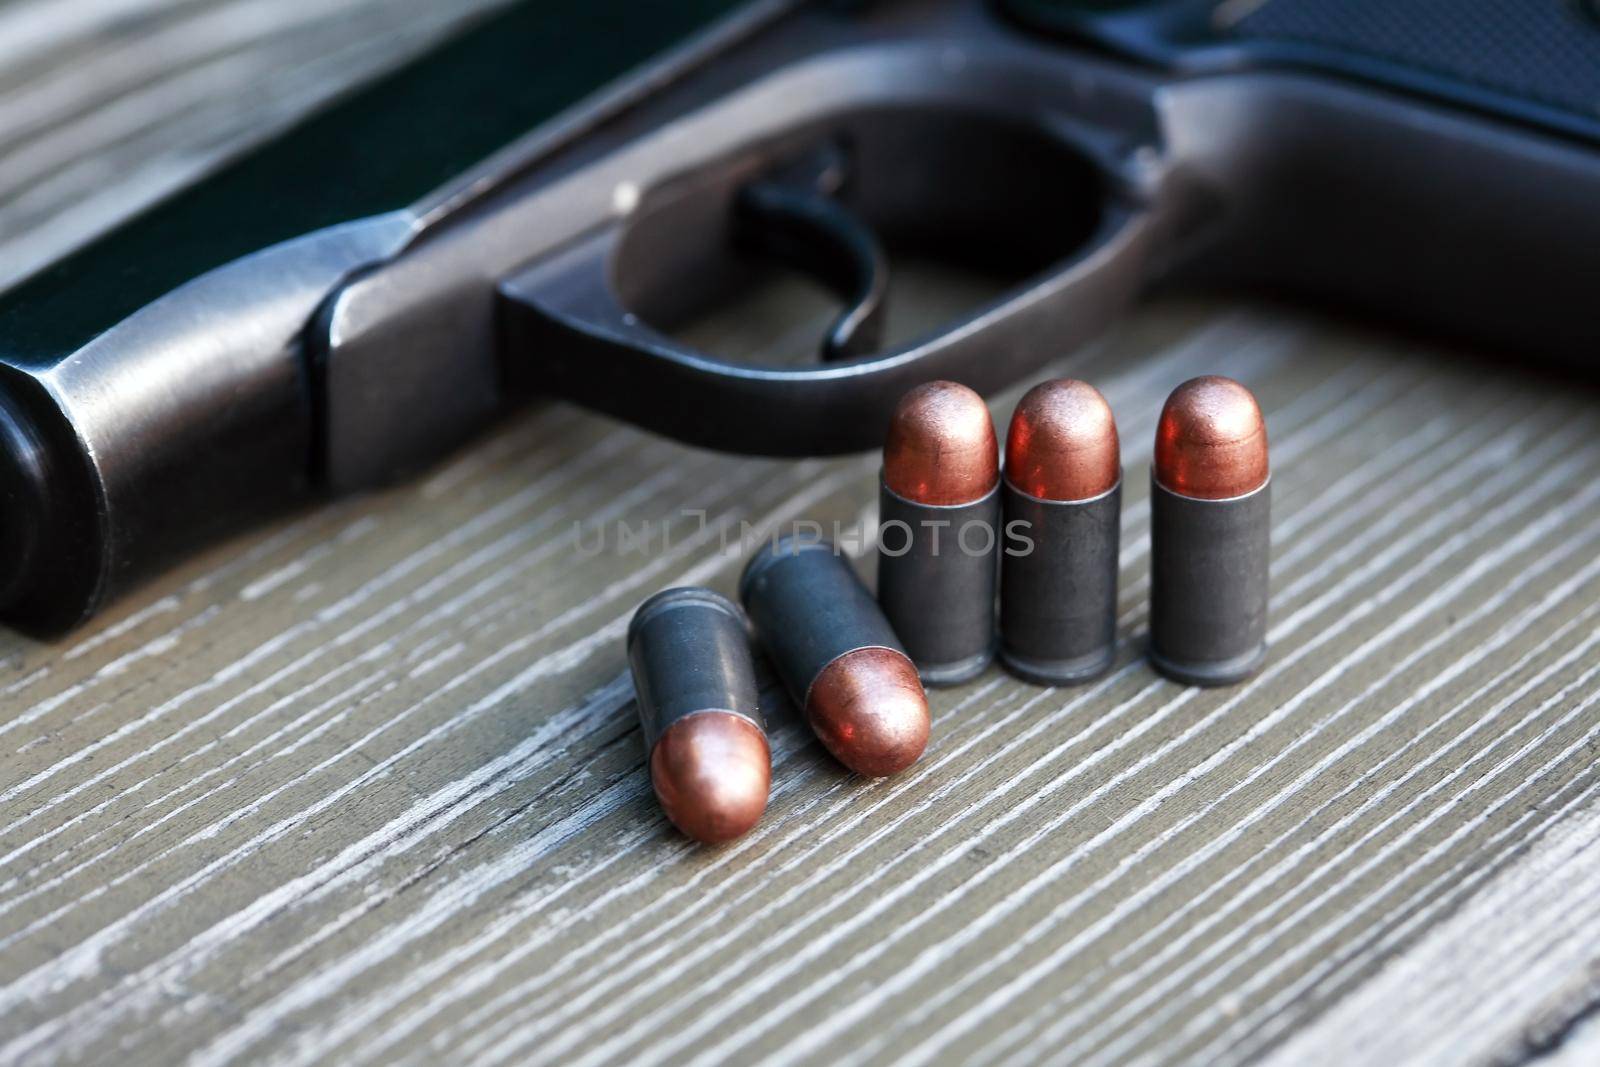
[2,5,1600,1067]
[0,0,514,290]
[1260,808,1600,1067]
[2,293,1596,1066]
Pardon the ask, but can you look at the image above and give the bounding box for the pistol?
[1,0,1595,634]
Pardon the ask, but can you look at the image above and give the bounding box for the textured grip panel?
[1232,0,1600,118]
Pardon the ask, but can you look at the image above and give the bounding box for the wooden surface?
[0,0,514,291]
[3,3,1600,1065]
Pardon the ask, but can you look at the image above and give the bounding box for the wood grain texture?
[3,4,1600,1066]
[0,0,515,290]
[1260,809,1600,1067]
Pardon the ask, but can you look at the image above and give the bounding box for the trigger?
[733,143,888,362]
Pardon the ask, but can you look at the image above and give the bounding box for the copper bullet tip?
[1004,379,1121,501]
[883,381,999,505]
[650,711,771,844]
[805,647,930,777]
[1154,376,1269,499]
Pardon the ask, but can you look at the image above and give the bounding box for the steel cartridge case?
[1000,478,1121,684]
[741,536,929,777]
[875,380,1001,685]
[998,378,1122,685]
[1148,479,1270,685]
[877,480,1000,685]
[627,586,769,843]
[1147,375,1271,686]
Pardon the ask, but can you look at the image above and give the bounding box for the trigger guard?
[495,194,1156,457]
